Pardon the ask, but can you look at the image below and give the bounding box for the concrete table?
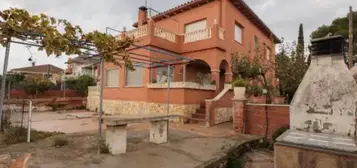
[102,114,179,155]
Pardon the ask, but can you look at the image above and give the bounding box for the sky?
[0,0,356,73]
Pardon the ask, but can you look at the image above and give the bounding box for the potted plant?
[272,87,286,104]
[248,85,265,103]
[232,79,249,100]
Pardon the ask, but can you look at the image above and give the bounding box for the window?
[106,69,119,87]
[126,65,143,86]
[266,47,271,60]
[254,35,259,50]
[185,19,207,33]
[234,24,242,43]
[156,67,174,83]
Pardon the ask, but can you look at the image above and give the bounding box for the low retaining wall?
[10,89,79,99]
[233,101,290,139]
[87,96,199,122]
[4,97,86,112]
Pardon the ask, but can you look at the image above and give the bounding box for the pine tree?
[296,23,305,58]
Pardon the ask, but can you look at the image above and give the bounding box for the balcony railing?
[126,25,148,39]
[154,26,177,43]
[184,27,212,43]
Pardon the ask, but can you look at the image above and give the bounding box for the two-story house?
[89,0,280,126]
[65,56,100,82]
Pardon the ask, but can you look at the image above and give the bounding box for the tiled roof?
[66,55,100,65]
[134,0,280,43]
[10,64,64,74]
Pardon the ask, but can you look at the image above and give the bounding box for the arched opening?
[185,59,212,84]
[219,60,229,91]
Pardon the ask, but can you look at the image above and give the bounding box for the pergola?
[0,26,194,153]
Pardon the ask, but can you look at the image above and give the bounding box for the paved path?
[4,110,260,168]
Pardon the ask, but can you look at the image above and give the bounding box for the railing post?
[147,19,155,42]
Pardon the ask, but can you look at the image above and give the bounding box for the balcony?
[117,20,226,53]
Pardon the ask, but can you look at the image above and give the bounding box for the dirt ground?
[0,130,259,168]
[0,110,260,168]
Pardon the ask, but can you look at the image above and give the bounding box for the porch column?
[233,98,246,133]
[183,64,186,82]
[211,69,220,93]
[225,72,233,83]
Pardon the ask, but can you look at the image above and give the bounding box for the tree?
[66,75,96,97]
[0,8,134,67]
[276,41,308,102]
[311,11,357,57]
[296,24,305,58]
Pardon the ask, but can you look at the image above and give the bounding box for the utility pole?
[0,38,11,129]
[349,6,354,69]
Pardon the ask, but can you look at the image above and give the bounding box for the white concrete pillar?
[150,120,168,144]
[106,124,127,155]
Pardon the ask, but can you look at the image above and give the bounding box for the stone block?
[150,120,168,144]
[106,124,127,155]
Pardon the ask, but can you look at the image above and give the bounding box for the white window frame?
[184,19,207,33]
[106,68,120,88]
[234,24,243,44]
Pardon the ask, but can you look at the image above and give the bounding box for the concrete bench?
[102,114,179,155]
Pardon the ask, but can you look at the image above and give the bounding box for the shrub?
[53,136,69,147]
[93,138,110,154]
[2,126,64,145]
[232,79,249,87]
[48,103,65,111]
[248,85,264,97]
[66,75,96,97]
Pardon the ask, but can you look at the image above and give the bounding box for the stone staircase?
[187,104,206,124]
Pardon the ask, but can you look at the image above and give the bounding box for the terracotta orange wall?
[154,1,221,34]
[147,88,214,105]
[103,48,150,101]
[222,0,275,56]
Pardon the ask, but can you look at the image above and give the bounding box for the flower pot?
[273,97,286,104]
[250,96,266,103]
[234,87,246,100]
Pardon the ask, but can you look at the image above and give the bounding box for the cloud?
[0,0,356,73]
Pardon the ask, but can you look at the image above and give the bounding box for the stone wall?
[87,86,99,111]
[275,144,357,168]
[214,108,232,125]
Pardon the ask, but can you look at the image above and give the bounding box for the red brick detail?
[10,89,79,99]
[233,100,245,133]
[243,105,289,138]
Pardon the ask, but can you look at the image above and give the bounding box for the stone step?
[196,108,206,114]
[187,117,205,124]
[192,113,205,119]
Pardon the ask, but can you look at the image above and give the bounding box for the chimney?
[290,35,357,137]
[138,6,148,26]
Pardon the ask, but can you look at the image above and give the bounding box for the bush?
[2,126,64,145]
[232,79,249,87]
[48,103,66,111]
[247,85,264,97]
[93,138,110,154]
[53,136,69,147]
[66,75,96,96]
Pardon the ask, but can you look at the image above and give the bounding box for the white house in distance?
[64,55,100,81]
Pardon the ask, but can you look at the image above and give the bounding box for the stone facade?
[147,82,216,91]
[214,108,232,125]
[86,86,100,112]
